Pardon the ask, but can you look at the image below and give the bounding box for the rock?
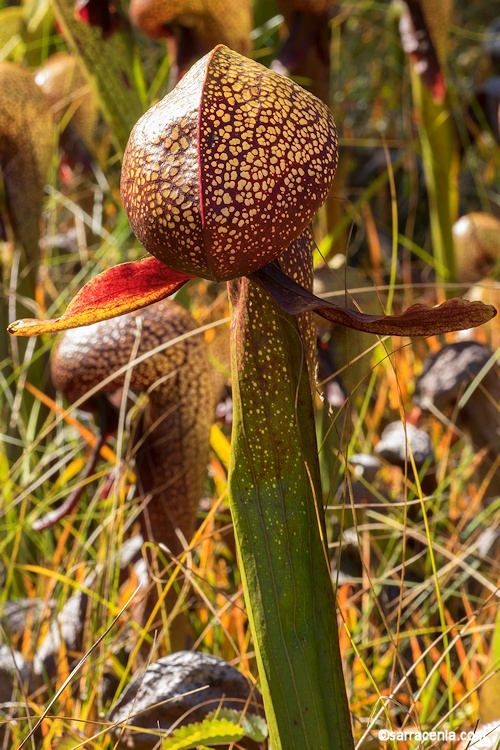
[349,454,382,485]
[0,598,52,640]
[108,651,265,749]
[414,342,498,415]
[375,421,434,469]
[414,342,500,497]
[0,646,32,703]
[33,573,96,681]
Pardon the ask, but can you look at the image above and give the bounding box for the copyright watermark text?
[378,728,492,743]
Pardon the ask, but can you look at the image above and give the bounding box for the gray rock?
[108,651,265,749]
[348,454,382,485]
[414,342,498,415]
[414,342,500,497]
[0,598,53,640]
[0,646,33,703]
[375,421,434,468]
[33,573,96,680]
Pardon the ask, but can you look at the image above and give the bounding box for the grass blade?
[51,0,146,154]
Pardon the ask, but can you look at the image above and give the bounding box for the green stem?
[412,72,459,287]
[51,0,146,155]
[227,276,353,750]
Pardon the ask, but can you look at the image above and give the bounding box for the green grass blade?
[412,73,459,285]
[51,0,146,154]
[227,277,353,750]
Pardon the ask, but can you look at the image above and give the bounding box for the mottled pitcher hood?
[120,44,338,281]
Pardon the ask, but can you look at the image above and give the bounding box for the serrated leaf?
[205,709,268,743]
[161,717,246,749]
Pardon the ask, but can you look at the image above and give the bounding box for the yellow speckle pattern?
[121,57,207,276]
[278,226,316,386]
[129,0,207,37]
[0,61,54,263]
[199,46,338,279]
[121,45,338,282]
[51,299,214,555]
[129,0,252,57]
